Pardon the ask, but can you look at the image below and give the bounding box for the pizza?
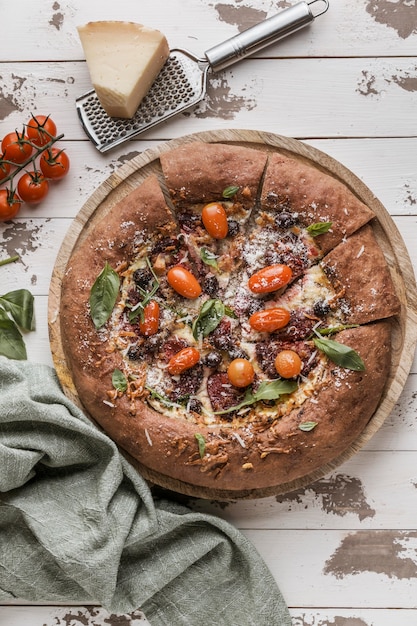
[59,141,401,497]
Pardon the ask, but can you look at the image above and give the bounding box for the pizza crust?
[160,142,268,209]
[59,143,399,497]
[261,152,375,253]
[321,224,401,323]
[69,322,391,493]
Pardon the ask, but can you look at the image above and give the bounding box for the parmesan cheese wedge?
[77,21,170,118]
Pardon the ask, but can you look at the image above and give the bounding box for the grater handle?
[204,0,329,72]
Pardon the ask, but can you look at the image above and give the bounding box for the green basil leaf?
[306,221,333,236]
[222,185,239,199]
[200,247,219,269]
[112,368,127,392]
[224,305,237,319]
[145,386,184,410]
[0,289,35,331]
[313,337,365,371]
[195,433,206,458]
[314,324,358,337]
[0,317,27,360]
[192,299,225,340]
[89,262,120,329]
[299,421,318,432]
[215,378,298,415]
[253,379,298,402]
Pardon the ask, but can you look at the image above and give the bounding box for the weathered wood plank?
[1,605,417,626]
[1,0,416,61]
[0,58,416,140]
[2,138,416,221]
[243,528,417,609]
[188,449,417,529]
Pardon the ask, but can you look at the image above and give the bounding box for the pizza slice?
[160,142,268,298]
[261,152,375,254]
[321,224,401,324]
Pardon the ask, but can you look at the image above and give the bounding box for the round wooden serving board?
[48,129,417,500]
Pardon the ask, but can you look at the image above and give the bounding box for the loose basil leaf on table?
[313,336,365,371]
[0,288,35,331]
[0,312,27,360]
[89,262,120,329]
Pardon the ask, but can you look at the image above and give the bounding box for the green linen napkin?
[0,356,291,625]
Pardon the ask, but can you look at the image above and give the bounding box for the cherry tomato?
[201,202,229,239]
[0,189,22,221]
[139,300,160,336]
[227,358,255,388]
[39,147,70,180]
[167,265,202,299]
[249,307,291,332]
[274,350,302,378]
[168,347,200,375]
[17,172,49,205]
[26,115,57,147]
[248,264,292,294]
[0,158,11,183]
[1,132,32,165]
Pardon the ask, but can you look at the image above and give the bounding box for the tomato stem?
[0,132,64,188]
[0,255,20,267]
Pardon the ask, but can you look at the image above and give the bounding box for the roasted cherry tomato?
[17,172,49,204]
[0,158,11,183]
[274,349,302,378]
[248,264,292,294]
[227,358,255,388]
[1,132,32,165]
[249,307,291,332]
[39,147,70,180]
[0,189,22,221]
[168,347,200,375]
[26,114,57,147]
[201,202,229,239]
[167,265,202,299]
[139,300,160,336]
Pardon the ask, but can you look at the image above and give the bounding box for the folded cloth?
[0,357,291,626]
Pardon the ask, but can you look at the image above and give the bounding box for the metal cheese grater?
[76,0,329,152]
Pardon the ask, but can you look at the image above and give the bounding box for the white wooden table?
[1,1,417,624]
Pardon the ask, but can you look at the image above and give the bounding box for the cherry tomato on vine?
[249,307,291,332]
[26,115,57,147]
[139,300,160,336]
[167,265,202,299]
[0,158,11,183]
[227,358,255,388]
[0,189,22,221]
[274,350,302,379]
[1,132,33,165]
[248,264,292,294]
[168,347,200,375]
[17,172,49,205]
[39,147,70,180]
[201,202,229,239]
